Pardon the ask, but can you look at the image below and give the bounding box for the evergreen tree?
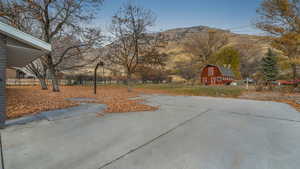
[261,49,279,84]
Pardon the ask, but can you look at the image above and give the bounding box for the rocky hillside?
[72,26,271,78]
[159,26,271,77]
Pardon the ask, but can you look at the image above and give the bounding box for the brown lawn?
[240,91,300,112]
[6,86,161,119]
[7,85,300,119]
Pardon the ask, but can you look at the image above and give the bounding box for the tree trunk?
[39,77,48,90]
[267,81,273,91]
[103,67,106,85]
[45,52,60,92]
[127,73,132,92]
[52,77,60,92]
[49,65,60,92]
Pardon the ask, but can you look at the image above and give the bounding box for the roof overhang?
[0,21,52,67]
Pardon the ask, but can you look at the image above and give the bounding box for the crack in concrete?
[227,111,300,123]
[98,109,210,169]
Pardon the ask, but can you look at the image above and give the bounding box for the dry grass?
[136,84,300,112]
[240,91,300,112]
[135,84,245,97]
[7,84,300,119]
[7,86,158,119]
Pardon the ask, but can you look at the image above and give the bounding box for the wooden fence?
[6,79,71,86]
[6,78,118,86]
[6,78,168,86]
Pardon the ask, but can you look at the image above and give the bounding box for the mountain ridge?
[74,25,270,78]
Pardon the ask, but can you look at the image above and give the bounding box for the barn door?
[212,77,216,85]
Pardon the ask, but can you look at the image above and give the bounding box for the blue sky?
[97,0,264,35]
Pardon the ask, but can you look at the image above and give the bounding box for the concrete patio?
[2,95,300,169]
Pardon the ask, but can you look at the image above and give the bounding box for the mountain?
[158,26,271,77]
[72,26,271,78]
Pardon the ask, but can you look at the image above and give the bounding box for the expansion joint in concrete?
[228,111,300,123]
[98,109,211,169]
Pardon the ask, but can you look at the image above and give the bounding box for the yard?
[6,85,158,119]
[7,84,300,119]
[136,84,300,111]
[135,84,245,97]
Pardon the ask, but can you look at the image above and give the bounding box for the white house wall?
[0,35,7,127]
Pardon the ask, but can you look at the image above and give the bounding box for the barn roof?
[206,64,235,77]
[219,66,235,77]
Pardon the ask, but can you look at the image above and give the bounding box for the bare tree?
[174,55,201,85]
[0,0,104,92]
[256,0,300,36]
[272,33,300,83]
[24,59,48,90]
[136,64,169,84]
[234,40,264,78]
[182,30,229,67]
[52,29,103,72]
[256,0,300,83]
[107,2,166,91]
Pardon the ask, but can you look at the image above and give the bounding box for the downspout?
[0,35,7,128]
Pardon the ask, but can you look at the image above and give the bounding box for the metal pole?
[94,63,100,94]
[93,61,104,94]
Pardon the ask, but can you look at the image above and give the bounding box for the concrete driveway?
[2,95,300,169]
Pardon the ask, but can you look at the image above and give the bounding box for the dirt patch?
[7,86,158,119]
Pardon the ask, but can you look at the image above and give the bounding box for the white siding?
[0,35,7,126]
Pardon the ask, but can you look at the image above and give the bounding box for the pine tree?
[261,49,279,84]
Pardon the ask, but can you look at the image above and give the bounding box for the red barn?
[200,64,235,85]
